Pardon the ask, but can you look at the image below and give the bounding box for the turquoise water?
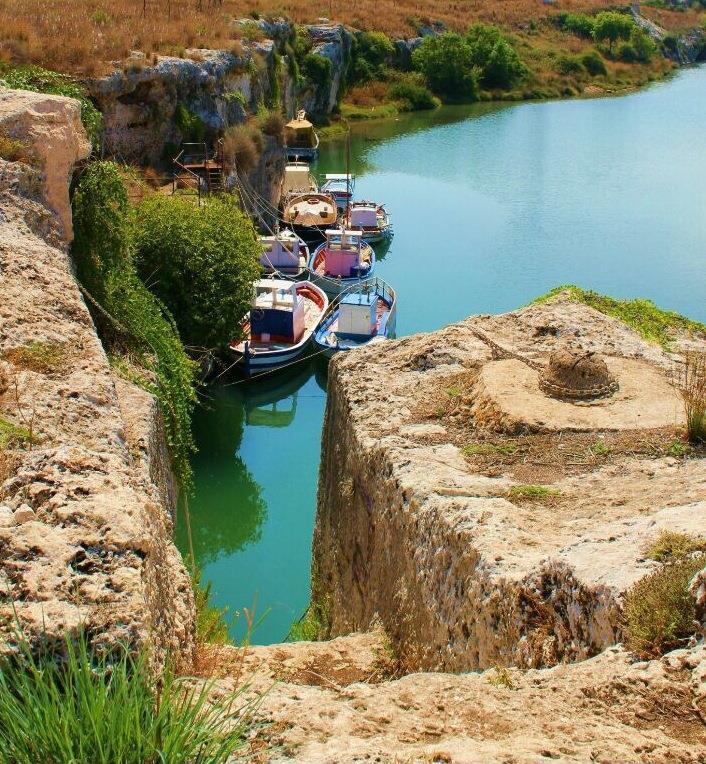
[179,68,706,644]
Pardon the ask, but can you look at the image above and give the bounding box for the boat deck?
[312,246,373,277]
[324,297,391,348]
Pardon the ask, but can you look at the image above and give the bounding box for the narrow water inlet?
[177,66,706,646]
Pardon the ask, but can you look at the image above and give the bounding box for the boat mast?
[345,124,351,221]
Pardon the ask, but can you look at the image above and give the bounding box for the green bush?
[466,24,527,90]
[412,33,479,100]
[554,12,596,39]
[618,42,638,62]
[556,55,585,75]
[175,103,206,143]
[302,53,332,87]
[623,554,706,656]
[582,50,608,76]
[72,162,196,488]
[0,64,102,147]
[0,632,253,763]
[630,27,659,62]
[593,11,635,55]
[389,78,438,110]
[132,194,261,351]
[349,30,396,84]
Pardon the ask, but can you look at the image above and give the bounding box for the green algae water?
[178,68,706,644]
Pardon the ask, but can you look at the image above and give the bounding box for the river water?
[177,67,706,644]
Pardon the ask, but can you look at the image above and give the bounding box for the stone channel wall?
[0,89,194,669]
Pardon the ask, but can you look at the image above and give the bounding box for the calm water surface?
[178,68,706,643]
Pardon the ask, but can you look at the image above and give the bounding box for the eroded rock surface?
[314,298,706,672]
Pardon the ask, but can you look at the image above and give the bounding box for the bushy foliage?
[72,162,196,488]
[349,30,396,84]
[389,78,438,110]
[628,27,659,62]
[555,54,584,75]
[0,64,102,146]
[466,24,526,89]
[0,632,252,763]
[222,122,264,173]
[132,194,261,351]
[302,52,332,87]
[175,103,206,143]
[258,108,285,142]
[581,50,608,76]
[593,11,635,55]
[554,12,596,39]
[412,33,479,100]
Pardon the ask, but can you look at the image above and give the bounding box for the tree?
[132,195,261,350]
[630,27,658,63]
[593,12,634,55]
[412,33,478,100]
[349,31,396,85]
[466,24,526,89]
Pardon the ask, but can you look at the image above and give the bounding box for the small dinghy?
[314,277,397,357]
[343,201,393,243]
[230,279,328,376]
[259,229,309,278]
[308,228,375,296]
[282,193,338,243]
[320,173,355,211]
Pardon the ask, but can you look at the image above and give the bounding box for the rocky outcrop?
[0,91,194,669]
[314,297,706,672]
[631,5,705,64]
[298,23,353,115]
[0,89,91,241]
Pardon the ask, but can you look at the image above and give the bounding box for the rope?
[222,346,331,386]
[469,328,545,373]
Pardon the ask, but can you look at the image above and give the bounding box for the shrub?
[645,530,706,563]
[0,132,33,163]
[175,102,206,143]
[593,11,634,55]
[675,351,706,443]
[630,27,659,63]
[0,632,253,763]
[132,194,261,351]
[72,162,196,488]
[623,554,706,656]
[618,42,638,63]
[507,484,560,502]
[258,109,285,143]
[222,123,262,173]
[349,30,395,84]
[554,12,596,39]
[389,79,438,110]
[466,24,526,90]
[412,33,479,100]
[581,50,608,76]
[302,53,332,87]
[555,55,584,75]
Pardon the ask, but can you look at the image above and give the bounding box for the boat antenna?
[345,120,352,220]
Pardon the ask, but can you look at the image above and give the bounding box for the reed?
[676,351,706,443]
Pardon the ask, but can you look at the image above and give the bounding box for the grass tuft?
[644,530,706,563]
[4,341,69,376]
[463,442,519,456]
[675,351,706,443]
[507,484,560,502]
[0,417,35,449]
[487,665,515,689]
[623,553,706,657]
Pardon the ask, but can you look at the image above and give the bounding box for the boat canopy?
[253,279,299,310]
[324,173,355,181]
[350,204,378,228]
[325,229,364,252]
[286,110,313,131]
[285,110,317,149]
[282,163,315,196]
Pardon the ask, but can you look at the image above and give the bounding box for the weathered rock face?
[0,89,91,241]
[314,297,706,672]
[631,6,706,64]
[0,91,194,669]
[297,24,353,115]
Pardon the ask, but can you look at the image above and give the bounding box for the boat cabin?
[322,229,366,278]
[285,111,318,152]
[260,230,304,272]
[249,280,305,344]
[337,291,379,339]
[281,162,316,197]
[321,174,355,206]
[349,203,378,228]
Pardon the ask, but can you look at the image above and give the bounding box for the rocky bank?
[0,89,194,668]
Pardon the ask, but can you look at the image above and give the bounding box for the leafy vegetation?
[192,565,231,645]
[0,417,34,449]
[302,53,332,88]
[645,530,706,563]
[507,484,560,502]
[0,132,33,163]
[412,33,479,100]
[466,24,526,89]
[175,102,206,143]
[222,120,265,173]
[388,74,439,110]
[132,194,261,351]
[0,64,102,146]
[623,553,705,656]
[0,632,253,763]
[72,162,197,488]
[554,12,597,39]
[463,442,519,456]
[349,30,396,84]
[593,11,635,55]
[581,50,608,76]
[287,602,329,642]
[533,285,706,349]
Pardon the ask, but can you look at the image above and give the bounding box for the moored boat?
[284,110,320,160]
[259,229,309,278]
[229,279,328,376]
[320,173,355,210]
[280,161,318,199]
[343,201,393,243]
[282,193,338,243]
[314,277,397,357]
[308,228,375,296]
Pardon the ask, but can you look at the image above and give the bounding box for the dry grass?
[222,121,262,173]
[0,0,693,76]
[675,351,706,444]
[4,341,70,377]
[0,132,34,164]
[645,530,706,563]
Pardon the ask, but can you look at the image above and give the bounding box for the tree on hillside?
[593,12,634,55]
[412,33,478,100]
[466,24,526,90]
[132,195,261,351]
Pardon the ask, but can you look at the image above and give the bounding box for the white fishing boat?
[314,278,397,357]
[282,193,338,243]
[343,201,393,243]
[308,229,375,296]
[229,279,328,376]
[259,229,309,278]
[320,173,355,210]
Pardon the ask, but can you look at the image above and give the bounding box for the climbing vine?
[72,162,196,489]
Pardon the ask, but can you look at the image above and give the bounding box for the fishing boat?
[280,161,318,199]
[259,229,309,278]
[230,279,328,376]
[314,278,397,357]
[308,228,375,296]
[343,201,393,243]
[282,193,338,243]
[284,110,320,160]
[320,173,355,210]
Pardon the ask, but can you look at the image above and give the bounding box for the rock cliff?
[314,298,706,672]
[0,89,194,668]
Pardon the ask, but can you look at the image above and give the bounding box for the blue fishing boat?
[314,278,397,357]
[230,279,328,376]
[320,173,355,211]
[308,228,375,296]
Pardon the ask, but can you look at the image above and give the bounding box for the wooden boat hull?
[314,278,396,357]
[230,281,329,377]
[308,241,376,296]
[282,192,338,244]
